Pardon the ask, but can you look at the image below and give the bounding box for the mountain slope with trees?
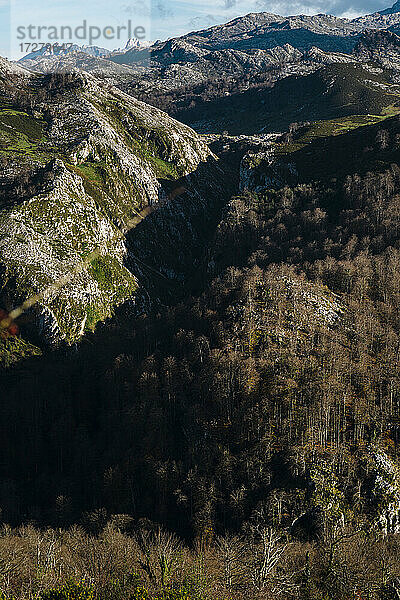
[2,98,400,532]
[3,5,400,600]
[2,103,400,600]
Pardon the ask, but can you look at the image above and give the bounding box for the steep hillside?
[176,63,400,135]
[2,96,400,562]
[354,29,400,71]
[244,111,400,188]
[0,62,217,348]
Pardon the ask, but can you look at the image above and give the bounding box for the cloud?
[243,0,388,16]
[223,0,237,8]
[153,0,174,19]
[121,1,151,18]
[162,0,390,22]
[188,14,218,29]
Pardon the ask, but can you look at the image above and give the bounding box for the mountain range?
[17,1,400,74]
[15,1,400,131]
[3,2,400,597]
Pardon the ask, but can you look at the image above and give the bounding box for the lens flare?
[0,309,19,338]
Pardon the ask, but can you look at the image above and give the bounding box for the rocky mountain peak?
[124,38,151,50]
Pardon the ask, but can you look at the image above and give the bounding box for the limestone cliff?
[0,63,216,345]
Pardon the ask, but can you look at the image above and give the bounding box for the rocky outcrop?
[0,67,217,345]
[0,56,29,78]
[0,159,137,343]
[353,29,400,71]
[150,39,209,65]
[305,46,358,64]
[239,142,297,192]
[372,452,400,535]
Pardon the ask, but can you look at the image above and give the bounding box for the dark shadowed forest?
[2,115,400,598]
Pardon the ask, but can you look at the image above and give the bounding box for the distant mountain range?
[12,1,400,142]
[21,43,111,62]
[13,1,400,93]
[18,39,151,79]
[17,1,400,70]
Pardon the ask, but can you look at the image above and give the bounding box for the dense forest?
[2,113,400,597]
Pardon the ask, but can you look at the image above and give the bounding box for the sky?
[0,0,396,59]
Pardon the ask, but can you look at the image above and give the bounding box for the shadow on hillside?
[178,64,396,136]
[122,155,234,301]
[277,113,400,183]
[0,153,239,531]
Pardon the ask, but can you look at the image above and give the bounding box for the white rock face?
[0,160,136,343]
[0,56,30,78]
[123,39,152,51]
[373,452,400,535]
[0,66,215,344]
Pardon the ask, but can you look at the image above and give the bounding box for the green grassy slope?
[179,63,400,135]
[273,113,400,182]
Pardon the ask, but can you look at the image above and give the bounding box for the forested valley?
[2,114,400,599]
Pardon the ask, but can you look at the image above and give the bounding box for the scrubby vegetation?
[0,523,398,599]
[0,335,41,368]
